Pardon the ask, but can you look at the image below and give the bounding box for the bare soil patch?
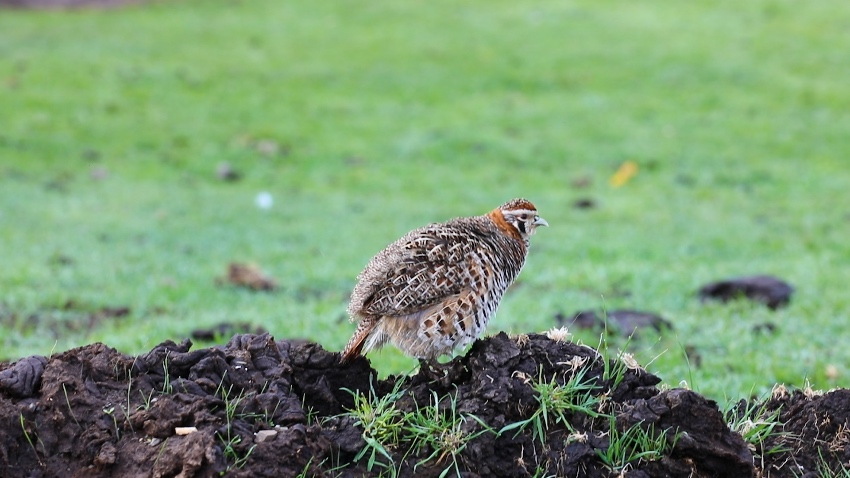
[0,332,845,477]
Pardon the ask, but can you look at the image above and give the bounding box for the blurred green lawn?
[1,0,848,400]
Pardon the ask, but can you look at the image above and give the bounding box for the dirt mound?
[698,275,794,310]
[0,332,843,477]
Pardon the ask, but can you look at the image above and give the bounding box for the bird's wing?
[352,223,489,318]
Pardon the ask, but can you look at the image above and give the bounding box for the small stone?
[94,442,116,466]
[255,429,278,443]
[216,162,241,181]
[573,198,596,209]
[175,427,197,436]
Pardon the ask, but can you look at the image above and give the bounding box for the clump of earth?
[0,331,846,477]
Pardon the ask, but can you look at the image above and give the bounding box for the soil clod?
[698,274,794,309]
[557,309,673,337]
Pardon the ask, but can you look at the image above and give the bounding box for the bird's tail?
[340,319,376,364]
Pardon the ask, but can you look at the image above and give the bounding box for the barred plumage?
[340,198,547,363]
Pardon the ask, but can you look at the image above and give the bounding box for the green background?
[1,0,848,401]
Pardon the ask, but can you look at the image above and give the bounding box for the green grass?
[343,382,495,477]
[405,390,495,477]
[501,365,603,442]
[343,379,409,473]
[724,395,789,457]
[1,0,849,400]
[595,416,679,472]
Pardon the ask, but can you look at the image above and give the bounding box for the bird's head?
[496,198,548,240]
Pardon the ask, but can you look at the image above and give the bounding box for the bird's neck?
[487,209,524,244]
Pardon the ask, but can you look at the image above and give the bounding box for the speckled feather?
[341,198,545,362]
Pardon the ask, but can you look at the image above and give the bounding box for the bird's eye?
[520,214,528,220]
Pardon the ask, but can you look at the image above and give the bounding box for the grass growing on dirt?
[1,0,849,401]
[501,365,602,442]
[404,390,495,477]
[343,379,410,473]
[815,449,850,478]
[595,416,678,473]
[724,393,789,457]
[215,383,256,472]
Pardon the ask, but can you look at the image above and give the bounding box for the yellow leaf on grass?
[609,160,638,187]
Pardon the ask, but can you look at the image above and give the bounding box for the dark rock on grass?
[0,330,838,477]
[573,197,597,209]
[698,274,794,309]
[557,308,673,337]
[216,162,241,182]
[752,322,779,335]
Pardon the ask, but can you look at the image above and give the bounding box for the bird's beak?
[534,216,549,227]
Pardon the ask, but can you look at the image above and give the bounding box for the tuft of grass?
[724,397,790,456]
[343,380,496,477]
[501,365,603,442]
[596,327,634,396]
[215,380,257,472]
[813,448,850,478]
[595,416,679,472]
[342,379,409,474]
[218,432,254,473]
[161,354,173,396]
[405,390,495,478]
[138,387,157,411]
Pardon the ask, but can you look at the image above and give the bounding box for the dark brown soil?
[0,332,846,477]
[698,275,794,310]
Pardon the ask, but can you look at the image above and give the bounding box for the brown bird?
[340,198,548,365]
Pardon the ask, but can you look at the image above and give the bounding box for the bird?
[340,198,548,366]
